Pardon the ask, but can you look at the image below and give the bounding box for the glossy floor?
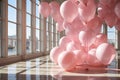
[0,55,120,80]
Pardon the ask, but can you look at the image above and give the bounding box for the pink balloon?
[60,1,78,23]
[87,49,104,67]
[39,2,51,17]
[105,13,118,27]
[73,49,87,65]
[98,5,108,19]
[86,16,103,34]
[94,33,107,47]
[78,0,96,22]
[58,51,77,71]
[49,1,63,22]
[68,34,80,43]
[59,36,71,48]
[99,0,117,8]
[96,43,116,65]
[115,2,120,19]
[66,41,82,51]
[50,46,64,64]
[79,29,96,50]
[64,17,85,36]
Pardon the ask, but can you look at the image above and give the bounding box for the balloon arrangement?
[39,0,119,71]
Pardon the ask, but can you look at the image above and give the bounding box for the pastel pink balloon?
[78,0,96,22]
[79,29,96,49]
[64,17,85,36]
[58,51,77,71]
[115,2,120,19]
[68,34,81,43]
[105,13,118,27]
[87,49,104,67]
[66,41,82,51]
[86,16,103,34]
[96,43,116,65]
[98,5,108,19]
[73,49,87,65]
[99,0,117,8]
[60,1,78,23]
[50,46,64,64]
[59,36,71,48]
[39,2,51,17]
[49,1,63,22]
[94,33,107,47]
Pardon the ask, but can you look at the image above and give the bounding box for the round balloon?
[78,0,96,22]
[96,43,116,65]
[87,49,104,67]
[115,2,120,19]
[39,2,51,17]
[58,51,77,71]
[94,33,107,47]
[50,46,64,64]
[49,1,63,22]
[79,29,96,50]
[60,0,78,23]
[73,49,87,65]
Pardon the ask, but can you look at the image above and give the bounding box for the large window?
[1,0,61,58]
[107,27,116,47]
[26,0,32,53]
[8,0,17,56]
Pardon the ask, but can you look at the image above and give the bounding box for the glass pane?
[36,18,39,29]
[26,0,31,13]
[36,5,39,17]
[36,41,40,52]
[26,14,31,26]
[108,27,115,32]
[8,0,16,7]
[26,27,31,53]
[8,22,17,56]
[36,29,40,40]
[26,40,32,53]
[36,0,39,4]
[8,6,16,22]
[108,33,115,40]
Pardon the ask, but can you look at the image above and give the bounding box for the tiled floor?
[0,55,120,80]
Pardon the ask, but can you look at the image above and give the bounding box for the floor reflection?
[0,55,120,80]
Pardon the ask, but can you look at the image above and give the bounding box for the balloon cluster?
[39,0,118,71]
